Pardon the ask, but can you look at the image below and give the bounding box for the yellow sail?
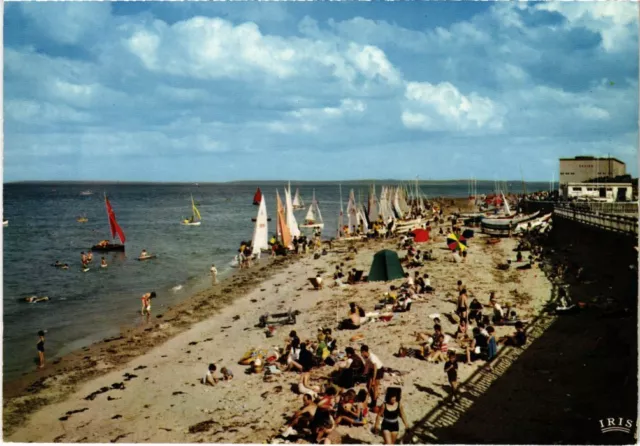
[191,195,202,221]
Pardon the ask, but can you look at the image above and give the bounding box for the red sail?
[253,188,262,206]
[105,197,126,245]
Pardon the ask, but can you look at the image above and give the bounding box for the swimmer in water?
[53,261,62,268]
[140,249,148,259]
[101,257,107,268]
[87,251,93,262]
[62,264,69,270]
[25,296,49,304]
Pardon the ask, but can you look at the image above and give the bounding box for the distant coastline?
[4,179,551,186]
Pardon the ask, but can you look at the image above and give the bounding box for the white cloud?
[125,16,402,89]
[576,105,610,121]
[403,81,504,131]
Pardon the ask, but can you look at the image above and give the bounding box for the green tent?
[368,249,405,282]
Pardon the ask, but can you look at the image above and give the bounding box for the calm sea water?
[2,181,547,380]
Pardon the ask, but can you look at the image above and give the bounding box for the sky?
[3,1,639,182]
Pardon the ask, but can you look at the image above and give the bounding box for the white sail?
[393,187,404,219]
[304,202,316,223]
[347,189,358,233]
[252,196,269,252]
[358,205,369,232]
[303,190,323,225]
[502,191,512,215]
[368,185,378,223]
[285,184,300,237]
[292,188,305,208]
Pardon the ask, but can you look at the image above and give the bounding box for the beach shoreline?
[2,197,492,440]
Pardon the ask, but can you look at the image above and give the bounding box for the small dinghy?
[181,194,202,226]
[92,194,126,252]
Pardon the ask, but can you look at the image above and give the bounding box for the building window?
[572,187,582,191]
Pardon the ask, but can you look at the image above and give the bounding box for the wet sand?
[4,198,556,443]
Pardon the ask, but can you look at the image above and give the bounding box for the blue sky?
[3,1,638,182]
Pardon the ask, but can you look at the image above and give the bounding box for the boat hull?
[300,223,324,229]
[91,243,125,252]
[181,221,201,226]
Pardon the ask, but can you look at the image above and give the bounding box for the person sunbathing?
[338,303,364,330]
[468,298,483,324]
[499,321,527,347]
[285,338,303,372]
[282,394,317,438]
[298,367,322,399]
[335,389,366,426]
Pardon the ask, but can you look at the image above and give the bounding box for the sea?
[2,181,549,380]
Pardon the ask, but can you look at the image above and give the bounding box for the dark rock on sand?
[188,419,217,434]
[133,365,147,371]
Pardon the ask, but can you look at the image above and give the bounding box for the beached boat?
[300,190,324,229]
[252,195,270,251]
[253,188,262,206]
[292,188,305,210]
[181,194,202,226]
[91,194,126,252]
[514,213,552,233]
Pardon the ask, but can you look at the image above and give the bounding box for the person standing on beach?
[361,345,384,408]
[36,330,45,369]
[210,264,218,283]
[141,291,156,318]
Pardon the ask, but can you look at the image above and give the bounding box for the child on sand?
[443,351,459,403]
[221,367,234,380]
[202,364,218,385]
[37,330,45,369]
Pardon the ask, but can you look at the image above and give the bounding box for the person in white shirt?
[202,363,218,386]
[210,264,218,283]
[361,345,384,408]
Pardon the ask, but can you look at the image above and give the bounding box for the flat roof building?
[559,156,626,185]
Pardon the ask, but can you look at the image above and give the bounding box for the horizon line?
[4,178,560,185]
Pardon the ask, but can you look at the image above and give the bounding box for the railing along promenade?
[553,203,638,237]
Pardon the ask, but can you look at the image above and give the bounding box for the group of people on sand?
[271,324,410,444]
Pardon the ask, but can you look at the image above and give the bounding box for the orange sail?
[276,189,292,249]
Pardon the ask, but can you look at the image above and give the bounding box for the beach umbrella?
[446,233,467,252]
[462,229,475,239]
[410,228,429,243]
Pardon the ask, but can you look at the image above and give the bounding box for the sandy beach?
[4,200,559,444]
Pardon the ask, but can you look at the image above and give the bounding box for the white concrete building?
[561,182,633,202]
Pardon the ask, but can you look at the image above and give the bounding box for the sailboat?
[91,194,126,252]
[300,190,324,229]
[181,194,202,226]
[3,220,8,227]
[285,183,300,237]
[276,189,292,249]
[292,188,305,210]
[252,195,270,252]
[253,188,262,206]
